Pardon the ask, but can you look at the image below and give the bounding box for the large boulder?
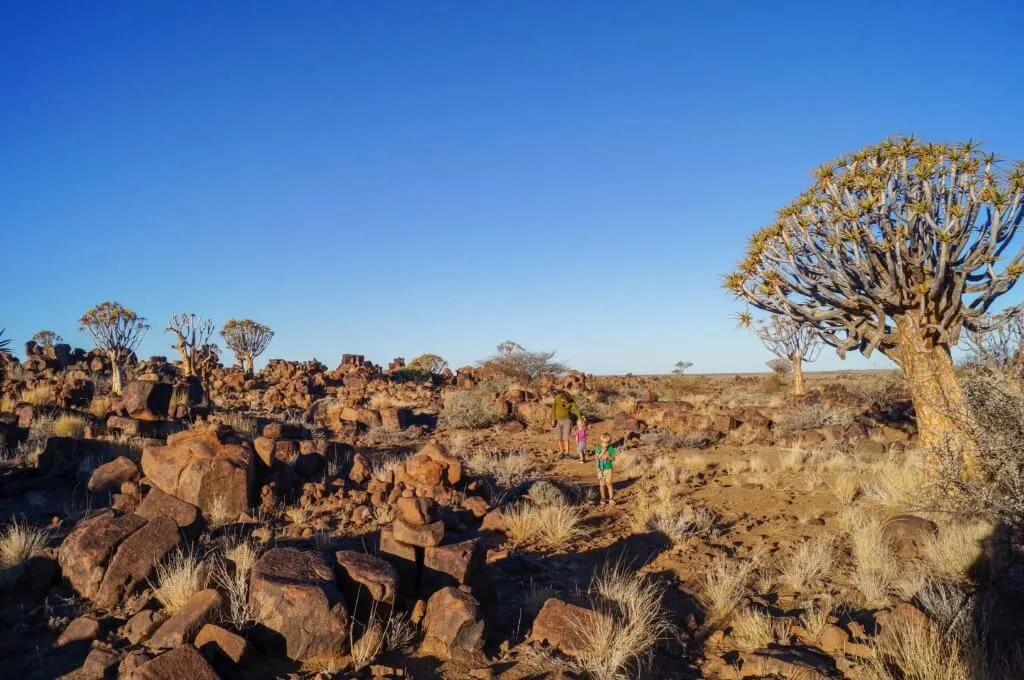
[58,511,147,601]
[334,550,398,619]
[136,487,201,535]
[94,515,180,608]
[141,426,254,520]
[122,380,173,421]
[529,598,608,658]
[420,587,484,660]
[127,644,221,680]
[87,456,139,494]
[248,548,348,662]
[147,589,224,649]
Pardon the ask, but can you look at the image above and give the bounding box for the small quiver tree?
[738,313,822,395]
[165,314,215,378]
[30,330,63,348]
[80,302,149,395]
[724,137,1024,471]
[220,319,273,376]
[407,353,449,377]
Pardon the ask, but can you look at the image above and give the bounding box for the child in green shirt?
[594,433,617,505]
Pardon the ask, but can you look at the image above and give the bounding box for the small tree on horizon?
[30,330,63,348]
[220,319,273,376]
[407,353,449,376]
[480,340,566,383]
[737,313,822,395]
[166,313,215,378]
[672,361,693,375]
[724,136,1024,470]
[79,301,149,395]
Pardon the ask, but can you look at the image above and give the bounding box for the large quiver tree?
[738,313,822,395]
[80,302,149,395]
[724,137,1024,463]
[220,319,273,376]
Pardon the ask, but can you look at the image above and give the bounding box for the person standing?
[594,433,617,505]
[551,391,581,457]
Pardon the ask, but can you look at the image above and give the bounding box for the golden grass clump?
[19,384,54,406]
[849,516,898,607]
[216,539,262,628]
[574,563,672,680]
[700,556,755,625]
[88,396,113,419]
[919,521,989,581]
[0,520,49,585]
[504,502,584,548]
[52,414,87,438]
[779,535,835,593]
[152,549,207,612]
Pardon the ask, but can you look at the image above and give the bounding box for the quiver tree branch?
[724,136,1024,463]
[220,319,273,376]
[79,301,149,395]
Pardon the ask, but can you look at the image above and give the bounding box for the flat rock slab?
[95,515,180,608]
[127,644,221,680]
[58,510,147,602]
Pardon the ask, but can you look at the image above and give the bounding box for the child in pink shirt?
[574,418,588,463]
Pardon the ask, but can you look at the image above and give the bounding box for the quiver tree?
[407,353,449,376]
[724,136,1024,464]
[79,302,149,395]
[220,319,273,376]
[737,313,823,395]
[165,313,215,377]
[30,330,63,348]
[963,306,1024,378]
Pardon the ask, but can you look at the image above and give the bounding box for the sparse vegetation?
[220,318,273,376]
[441,384,502,429]
[0,519,49,586]
[478,341,566,384]
[152,549,208,612]
[52,414,87,438]
[80,301,149,395]
[504,502,584,548]
[700,556,755,625]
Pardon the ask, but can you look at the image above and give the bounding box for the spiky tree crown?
[736,312,823,362]
[31,330,63,348]
[725,136,1024,358]
[166,313,215,349]
[220,318,274,358]
[79,302,149,354]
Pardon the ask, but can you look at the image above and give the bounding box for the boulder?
[196,624,250,671]
[141,426,254,520]
[392,518,444,547]
[424,539,482,590]
[127,644,221,680]
[122,380,173,421]
[147,589,224,649]
[55,615,102,648]
[248,548,348,662]
[124,609,166,645]
[379,528,418,596]
[136,487,201,535]
[530,598,608,658]
[883,515,939,556]
[81,648,120,680]
[58,510,147,601]
[396,496,438,525]
[349,453,371,484]
[420,587,485,660]
[334,550,399,606]
[87,456,140,494]
[94,515,180,608]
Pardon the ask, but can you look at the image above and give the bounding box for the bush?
[52,414,87,438]
[775,404,856,431]
[152,549,208,612]
[477,341,566,384]
[441,386,502,429]
[766,357,792,376]
[504,502,584,548]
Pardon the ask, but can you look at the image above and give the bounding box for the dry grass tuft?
[730,608,775,651]
[152,549,208,612]
[88,396,113,419]
[505,502,584,548]
[861,454,923,511]
[864,608,972,680]
[919,521,988,581]
[0,520,49,585]
[779,536,835,593]
[52,414,87,439]
[700,556,755,626]
[466,449,532,490]
[800,595,833,640]
[826,473,861,504]
[221,412,259,439]
[574,564,672,680]
[206,494,237,527]
[848,516,899,608]
[20,384,54,406]
[216,539,262,628]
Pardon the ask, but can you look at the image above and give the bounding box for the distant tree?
[672,361,693,375]
[724,136,1024,464]
[407,353,449,376]
[480,341,566,383]
[220,319,273,376]
[737,313,823,395]
[766,357,793,376]
[31,330,63,348]
[79,302,149,395]
[165,313,215,377]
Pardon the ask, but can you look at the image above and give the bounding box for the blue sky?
[3,1,1024,374]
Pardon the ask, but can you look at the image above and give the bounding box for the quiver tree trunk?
[108,351,125,395]
[176,338,193,376]
[890,314,976,473]
[791,353,805,396]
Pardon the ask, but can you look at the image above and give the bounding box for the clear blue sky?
[3,1,1024,374]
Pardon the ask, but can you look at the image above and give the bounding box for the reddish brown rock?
[58,510,147,601]
[461,495,489,519]
[530,598,608,658]
[349,453,371,484]
[248,548,348,662]
[334,550,399,606]
[424,539,482,590]
[94,515,180,608]
[396,496,438,525]
[379,528,417,595]
[883,515,939,556]
[253,437,276,466]
[55,615,101,648]
[122,380,173,421]
[196,624,250,670]
[420,587,485,660]
[87,456,139,494]
[125,609,167,645]
[81,648,120,680]
[127,644,221,680]
[392,517,444,547]
[147,589,224,649]
[404,454,444,486]
[136,487,201,534]
[140,426,254,520]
